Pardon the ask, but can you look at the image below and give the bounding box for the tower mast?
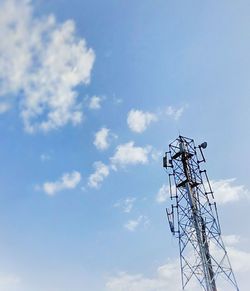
[163,136,239,290]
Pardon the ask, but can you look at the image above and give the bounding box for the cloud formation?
[43,171,81,196]
[106,234,250,291]
[155,179,250,205]
[165,105,185,121]
[106,258,184,291]
[114,197,136,213]
[156,184,169,203]
[0,102,11,114]
[0,0,95,132]
[127,109,157,133]
[88,161,110,188]
[111,142,152,168]
[94,127,111,151]
[88,96,103,110]
[89,140,154,189]
[211,178,250,204]
[124,215,149,232]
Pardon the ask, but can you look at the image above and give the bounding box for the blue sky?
[0,0,250,290]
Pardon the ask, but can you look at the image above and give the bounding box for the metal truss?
[163,136,239,291]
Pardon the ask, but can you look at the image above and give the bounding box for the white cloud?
[114,197,136,213]
[211,178,250,204]
[106,258,186,291]
[94,127,111,151]
[156,184,169,203]
[151,149,163,162]
[43,171,81,195]
[159,178,250,205]
[106,234,250,291]
[0,103,11,114]
[165,105,185,121]
[156,183,177,204]
[111,142,152,168]
[127,109,157,133]
[124,218,140,232]
[0,0,95,133]
[221,235,250,290]
[89,141,151,189]
[89,96,102,110]
[124,215,149,232]
[88,161,110,188]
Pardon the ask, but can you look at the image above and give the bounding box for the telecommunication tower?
[163,135,239,291]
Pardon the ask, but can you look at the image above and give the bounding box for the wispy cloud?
[165,105,186,121]
[0,103,11,114]
[114,197,136,213]
[88,161,110,188]
[113,96,123,105]
[151,149,163,162]
[124,215,149,232]
[42,171,81,196]
[127,109,158,133]
[40,153,51,162]
[0,0,95,133]
[88,96,103,110]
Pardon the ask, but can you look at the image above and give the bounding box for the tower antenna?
[163,135,239,290]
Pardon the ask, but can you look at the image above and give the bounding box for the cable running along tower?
[163,136,239,291]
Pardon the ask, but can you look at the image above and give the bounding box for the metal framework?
[163,135,239,291]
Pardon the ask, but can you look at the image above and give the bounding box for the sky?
[0,0,250,290]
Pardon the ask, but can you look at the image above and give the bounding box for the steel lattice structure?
[163,136,239,291]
